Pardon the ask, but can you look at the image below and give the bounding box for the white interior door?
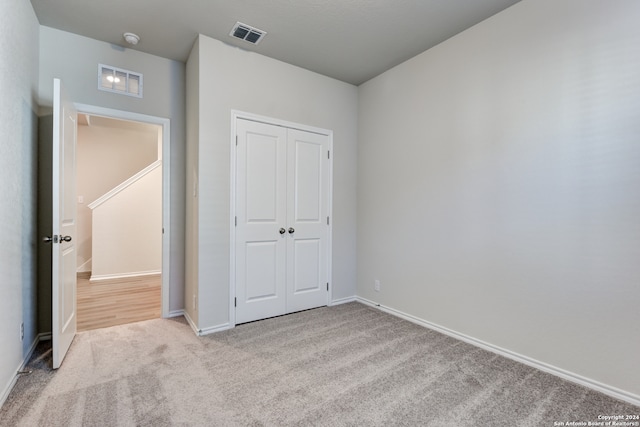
[52,78,78,369]
[235,119,288,324]
[286,128,329,312]
[235,118,330,324]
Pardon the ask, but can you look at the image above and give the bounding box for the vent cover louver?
[98,64,143,98]
[230,22,266,45]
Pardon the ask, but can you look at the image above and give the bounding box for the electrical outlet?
[374,279,380,292]
[192,294,197,310]
[20,323,24,341]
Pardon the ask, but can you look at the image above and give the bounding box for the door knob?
[43,235,70,243]
[288,227,295,234]
[279,228,286,235]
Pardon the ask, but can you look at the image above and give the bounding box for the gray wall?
[0,0,40,403]
[188,35,358,330]
[37,27,186,328]
[185,38,200,324]
[357,0,640,398]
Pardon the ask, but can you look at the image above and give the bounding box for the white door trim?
[75,103,172,318]
[230,110,333,328]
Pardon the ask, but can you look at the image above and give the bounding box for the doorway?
[46,80,172,367]
[74,104,171,330]
[75,114,162,331]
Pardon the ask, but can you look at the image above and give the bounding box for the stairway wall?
[91,164,162,280]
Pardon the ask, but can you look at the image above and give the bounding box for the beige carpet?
[1,302,638,426]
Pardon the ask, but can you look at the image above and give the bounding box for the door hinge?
[235,216,237,226]
[328,150,330,159]
[236,135,238,146]
[327,283,329,291]
[162,227,164,234]
[234,297,237,307]
[327,216,330,225]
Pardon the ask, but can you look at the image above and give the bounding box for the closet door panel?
[235,119,287,324]
[286,128,329,313]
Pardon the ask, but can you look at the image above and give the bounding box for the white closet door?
[235,118,330,324]
[286,128,329,313]
[235,119,288,324]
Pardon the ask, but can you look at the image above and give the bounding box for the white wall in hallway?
[77,122,159,271]
[91,165,162,279]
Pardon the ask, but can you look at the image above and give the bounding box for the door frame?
[75,103,172,318]
[229,110,334,327]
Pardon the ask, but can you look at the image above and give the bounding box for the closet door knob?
[288,227,295,234]
[279,228,286,235]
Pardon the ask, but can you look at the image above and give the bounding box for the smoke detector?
[123,32,140,45]
[229,22,266,45]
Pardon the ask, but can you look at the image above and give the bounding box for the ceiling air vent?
[230,22,266,45]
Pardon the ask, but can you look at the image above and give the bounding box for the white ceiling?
[30,0,521,86]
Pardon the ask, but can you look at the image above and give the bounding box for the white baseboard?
[330,296,357,306]
[167,309,184,318]
[199,322,232,336]
[356,297,640,407]
[90,270,161,282]
[0,333,49,408]
[183,310,232,336]
[183,311,198,335]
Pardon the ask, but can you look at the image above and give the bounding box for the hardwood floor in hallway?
[77,272,161,332]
